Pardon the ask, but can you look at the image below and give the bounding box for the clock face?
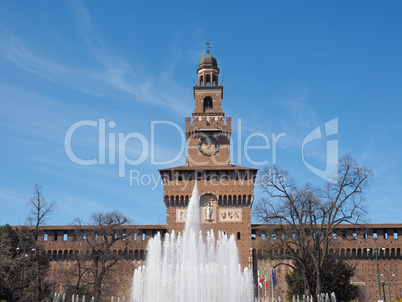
[198,136,220,156]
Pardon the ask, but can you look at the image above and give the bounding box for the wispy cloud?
[69,1,192,115]
[0,4,191,116]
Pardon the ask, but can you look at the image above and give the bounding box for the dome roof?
[199,54,218,68]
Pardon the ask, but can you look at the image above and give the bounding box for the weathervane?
[206,41,211,54]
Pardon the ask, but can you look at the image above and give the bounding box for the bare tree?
[27,184,56,240]
[72,210,132,301]
[253,155,373,297]
[26,184,56,302]
[0,225,27,301]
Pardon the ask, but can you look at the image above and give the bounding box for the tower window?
[203,97,213,112]
[206,74,211,86]
[213,75,218,86]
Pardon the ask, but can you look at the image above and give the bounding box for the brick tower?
[159,45,258,269]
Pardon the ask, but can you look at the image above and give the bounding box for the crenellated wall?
[252,224,402,302]
[26,222,402,301]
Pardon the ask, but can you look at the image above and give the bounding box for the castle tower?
[159,46,258,269]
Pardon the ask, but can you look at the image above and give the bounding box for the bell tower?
[160,44,258,269]
[186,43,231,166]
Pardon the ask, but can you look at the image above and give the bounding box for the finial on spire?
[206,41,211,55]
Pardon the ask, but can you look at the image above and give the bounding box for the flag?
[264,270,268,287]
[258,271,262,288]
[272,270,277,287]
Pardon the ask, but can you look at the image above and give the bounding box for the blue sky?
[0,1,401,226]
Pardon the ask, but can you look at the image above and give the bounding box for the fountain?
[131,183,254,302]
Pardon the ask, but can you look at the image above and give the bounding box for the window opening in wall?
[281,234,285,240]
[142,233,146,241]
[44,233,48,241]
[122,233,127,241]
[292,234,297,240]
[134,233,137,240]
[83,234,87,241]
[63,232,68,241]
[237,232,241,240]
[261,233,266,240]
[203,97,213,111]
[364,233,368,239]
[394,229,398,239]
[53,232,57,241]
[333,233,337,239]
[220,172,229,181]
[206,75,211,86]
[196,171,202,181]
[272,234,276,240]
[251,234,256,239]
[353,233,358,240]
[384,229,388,239]
[342,231,347,239]
[373,229,378,239]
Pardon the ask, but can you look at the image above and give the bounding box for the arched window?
[203,97,213,112]
[213,75,218,86]
[206,74,211,86]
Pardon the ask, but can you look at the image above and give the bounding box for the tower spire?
[206,41,211,54]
